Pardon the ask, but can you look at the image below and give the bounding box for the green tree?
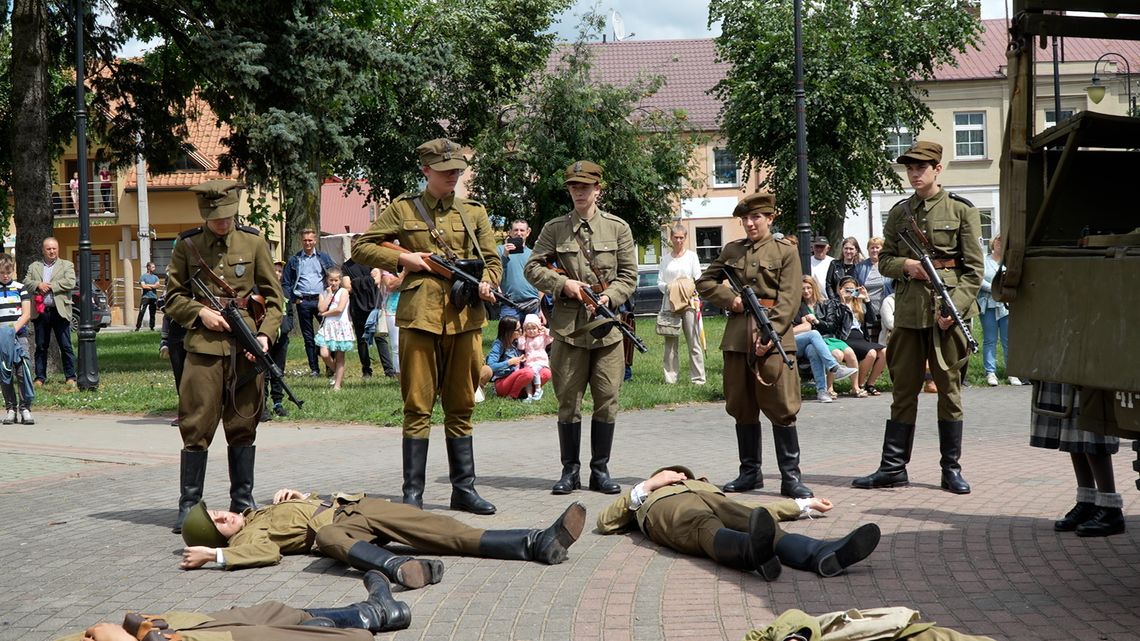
[708,0,981,241]
[469,19,703,243]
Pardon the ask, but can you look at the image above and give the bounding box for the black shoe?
[587,420,621,494]
[273,403,288,417]
[227,446,257,513]
[477,502,586,564]
[309,370,321,378]
[173,450,208,534]
[937,420,970,494]
[852,420,914,489]
[1076,508,1126,537]
[552,422,581,495]
[303,570,411,632]
[723,424,762,492]
[772,425,813,499]
[446,436,496,514]
[774,524,881,578]
[710,509,780,581]
[1054,501,1098,532]
[401,438,428,509]
[346,540,444,590]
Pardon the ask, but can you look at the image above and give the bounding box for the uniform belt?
[303,501,335,550]
[758,298,776,308]
[930,258,959,269]
[297,293,320,301]
[196,295,251,309]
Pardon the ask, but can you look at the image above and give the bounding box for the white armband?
[629,482,650,510]
[216,549,226,566]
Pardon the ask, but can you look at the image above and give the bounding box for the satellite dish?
[612,11,626,41]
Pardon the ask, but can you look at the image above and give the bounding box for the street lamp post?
[793,0,812,274]
[1086,52,1136,117]
[73,0,99,390]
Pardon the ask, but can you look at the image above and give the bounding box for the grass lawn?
[35,315,1005,426]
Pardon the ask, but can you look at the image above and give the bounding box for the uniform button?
[751,262,757,267]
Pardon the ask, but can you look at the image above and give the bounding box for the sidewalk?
[1,387,1136,641]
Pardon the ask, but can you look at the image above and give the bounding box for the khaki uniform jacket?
[744,606,996,641]
[24,258,76,320]
[695,235,801,354]
[880,189,984,330]
[222,492,363,569]
[596,478,801,534]
[164,226,284,356]
[524,208,638,348]
[351,191,501,336]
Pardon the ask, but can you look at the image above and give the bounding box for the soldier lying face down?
[596,466,880,580]
[180,488,586,592]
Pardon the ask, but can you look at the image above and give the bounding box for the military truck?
[998,1,1140,485]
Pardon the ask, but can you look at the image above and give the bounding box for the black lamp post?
[793,0,812,273]
[73,0,99,390]
[1086,52,1136,117]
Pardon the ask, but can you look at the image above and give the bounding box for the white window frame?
[953,111,987,160]
[710,147,742,188]
[1044,108,1075,129]
[694,226,723,263]
[885,126,914,161]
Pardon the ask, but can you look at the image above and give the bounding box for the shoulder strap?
[182,233,238,298]
[571,226,608,287]
[452,200,485,263]
[411,197,460,262]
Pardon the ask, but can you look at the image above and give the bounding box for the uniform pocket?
[930,219,960,250]
[592,236,618,272]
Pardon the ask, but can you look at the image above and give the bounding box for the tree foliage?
[469,17,703,244]
[708,0,982,239]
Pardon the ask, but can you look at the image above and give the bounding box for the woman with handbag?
[657,224,705,385]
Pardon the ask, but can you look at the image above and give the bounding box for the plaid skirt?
[1029,381,1119,455]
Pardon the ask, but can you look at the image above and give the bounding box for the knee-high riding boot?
[774,523,881,577]
[227,445,257,513]
[401,437,428,508]
[851,420,914,489]
[303,570,411,632]
[477,502,586,564]
[446,436,496,515]
[710,507,781,581]
[345,540,444,590]
[588,420,620,494]
[551,421,581,495]
[937,419,970,494]
[772,425,813,499]
[173,449,208,534]
[722,423,762,492]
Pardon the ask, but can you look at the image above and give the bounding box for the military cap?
[564,160,603,185]
[273,259,286,267]
[417,138,468,171]
[811,235,829,246]
[180,500,229,548]
[732,192,777,218]
[190,179,243,221]
[652,464,696,480]
[896,140,942,164]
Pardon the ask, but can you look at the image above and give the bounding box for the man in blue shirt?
[281,229,336,377]
[497,219,542,321]
[135,261,160,331]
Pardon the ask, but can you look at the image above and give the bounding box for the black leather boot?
[937,419,970,494]
[303,570,411,632]
[173,449,208,534]
[1054,501,1098,532]
[710,507,781,581]
[552,421,582,495]
[401,437,428,508]
[774,523,881,577]
[772,425,813,499]
[346,540,444,590]
[477,502,586,565]
[227,445,258,513]
[723,423,762,492]
[1076,507,1126,537]
[446,436,496,515]
[588,420,621,494]
[852,420,914,489]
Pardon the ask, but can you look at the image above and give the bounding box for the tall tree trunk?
[282,151,322,257]
[10,0,53,277]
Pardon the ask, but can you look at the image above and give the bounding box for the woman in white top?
[656,224,706,384]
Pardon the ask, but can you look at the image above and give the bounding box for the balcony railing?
[53,180,117,217]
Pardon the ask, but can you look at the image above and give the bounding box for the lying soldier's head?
[181,501,245,546]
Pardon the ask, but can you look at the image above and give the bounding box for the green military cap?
[416,138,468,171]
[732,191,777,218]
[652,464,696,480]
[896,140,942,164]
[181,500,229,548]
[190,179,243,221]
[564,160,603,185]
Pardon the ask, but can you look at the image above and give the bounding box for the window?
[953,112,986,159]
[695,226,722,263]
[171,151,206,172]
[1044,109,1074,129]
[151,239,175,277]
[886,126,914,160]
[978,208,994,251]
[711,147,741,188]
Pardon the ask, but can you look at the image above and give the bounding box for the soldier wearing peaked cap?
[696,192,815,500]
[524,160,638,497]
[351,138,502,516]
[852,140,984,495]
[164,179,284,534]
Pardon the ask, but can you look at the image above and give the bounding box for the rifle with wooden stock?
[379,241,525,310]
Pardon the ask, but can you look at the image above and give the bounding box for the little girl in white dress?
[314,267,355,390]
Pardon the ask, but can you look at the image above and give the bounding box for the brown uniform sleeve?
[595,494,638,534]
[351,200,405,274]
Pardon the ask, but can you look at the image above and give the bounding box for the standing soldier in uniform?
[352,138,500,515]
[165,180,284,533]
[852,141,983,494]
[696,192,813,499]
[524,161,638,496]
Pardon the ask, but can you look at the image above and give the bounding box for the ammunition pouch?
[449,259,485,310]
[122,613,184,641]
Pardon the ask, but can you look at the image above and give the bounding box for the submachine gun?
[544,262,647,353]
[897,219,980,355]
[721,268,794,370]
[190,275,304,409]
[380,241,527,311]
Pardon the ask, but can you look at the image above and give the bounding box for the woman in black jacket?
[816,277,887,397]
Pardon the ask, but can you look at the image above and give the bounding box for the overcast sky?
[553,0,1012,41]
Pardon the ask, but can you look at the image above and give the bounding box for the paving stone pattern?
[1,387,1138,641]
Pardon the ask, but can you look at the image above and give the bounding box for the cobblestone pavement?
[2,387,1138,641]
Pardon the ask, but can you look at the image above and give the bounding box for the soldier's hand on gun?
[397,251,434,273]
[180,546,217,570]
[936,313,954,331]
[903,259,929,281]
[562,279,591,302]
[198,306,230,332]
[478,281,495,303]
[244,335,270,363]
[730,296,744,314]
[83,623,135,641]
[273,488,307,503]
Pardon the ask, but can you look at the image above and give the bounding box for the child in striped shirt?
[0,254,34,424]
